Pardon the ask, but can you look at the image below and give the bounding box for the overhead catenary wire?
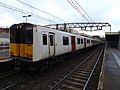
[72,0,98,27]
[17,0,68,22]
[67,0,98,31]
[70,0,91,21]
[67,0,90,21]
[67,0,84,16]
[0,1,56,23]
[73,0,94,22]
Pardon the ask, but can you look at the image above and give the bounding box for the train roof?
[10,23,94,39]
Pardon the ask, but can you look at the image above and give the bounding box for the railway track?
[0,70,28,90]
[0,45,103,90]
[0,70,18,79]
[49,46,104,90]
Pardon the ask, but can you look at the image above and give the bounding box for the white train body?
[0,38,9,53]
[10,23,100,62]
[33,26,94,62]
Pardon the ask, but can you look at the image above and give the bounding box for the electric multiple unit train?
[10,23,101,69]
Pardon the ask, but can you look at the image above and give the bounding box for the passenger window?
[91,40,94,43]
[87,39,90,43]
[81,39,83,44]
[43,34,47,45]
[50,35,53,46]
[63,36,69,45]
[77,38,80,44]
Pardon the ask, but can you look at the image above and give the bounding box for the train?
[0,38,10,63]
[10,23,101,70]
[0,38,9,54]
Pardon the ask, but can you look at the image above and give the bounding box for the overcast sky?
[0,0,120,36]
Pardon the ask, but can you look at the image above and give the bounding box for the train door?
[19,25,33,59]
[48,32,55,57]
[42,32,49,59]
[24,28,33,59]
[84,38,86,48]
[71,36,76,51]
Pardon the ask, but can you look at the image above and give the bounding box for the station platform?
[103,47,120,90]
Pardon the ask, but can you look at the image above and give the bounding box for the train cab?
[10,23,33,61]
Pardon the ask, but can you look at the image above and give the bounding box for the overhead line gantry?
[46,22,111,32]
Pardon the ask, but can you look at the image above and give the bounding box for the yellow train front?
[10,23,33,69]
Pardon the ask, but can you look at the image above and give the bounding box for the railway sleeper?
[75,70,91,74]
[60,83,83,90]
[69,76,87,83]
[74,72,90,77]
[65,79,85,87]
[71,74,87,79]
[58,85,81,90]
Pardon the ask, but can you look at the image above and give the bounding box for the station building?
[105,32,120,49]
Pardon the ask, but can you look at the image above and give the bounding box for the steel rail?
[49,46,102,90]
[0,71,27,90]
[83,49,103,90]
[1,79,26,90]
